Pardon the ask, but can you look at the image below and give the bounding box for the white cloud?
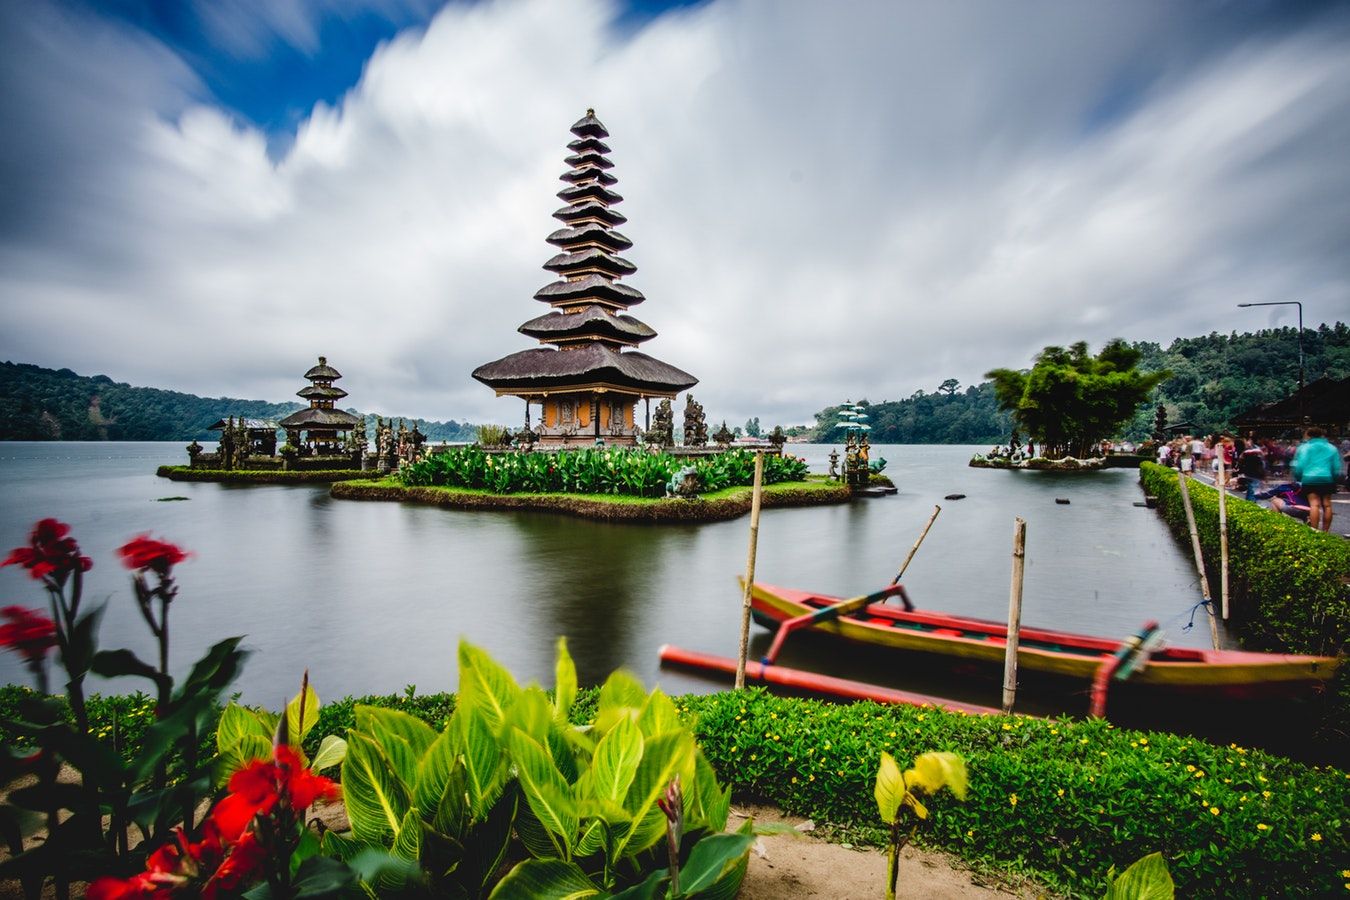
[1,0,1347,428]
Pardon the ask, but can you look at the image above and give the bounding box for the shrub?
[1137,463,1350,657]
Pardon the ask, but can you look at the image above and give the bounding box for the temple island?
[164,111,885,514]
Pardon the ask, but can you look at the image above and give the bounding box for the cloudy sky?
[2,0,1348,428]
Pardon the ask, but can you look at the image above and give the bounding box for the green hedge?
[5,684,1343,898]
[1138,462,1350,656]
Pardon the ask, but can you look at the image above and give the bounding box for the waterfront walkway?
[1189,469,1350,538]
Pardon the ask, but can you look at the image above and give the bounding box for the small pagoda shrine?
[279,356,361,454]
[472,110,697,446]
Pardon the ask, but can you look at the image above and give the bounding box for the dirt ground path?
[735,804,1047,899]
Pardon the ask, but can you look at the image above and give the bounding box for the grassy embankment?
[331,474,852,522]
[156,466,372,484]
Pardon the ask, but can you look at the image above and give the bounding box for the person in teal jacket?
[1291,426,1341,532]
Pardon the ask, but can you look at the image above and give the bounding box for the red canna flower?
[2,518,92,584]
[86,871,178,900]
[0,606,57,664]
[201,830,266,899]
[117,535,190,575]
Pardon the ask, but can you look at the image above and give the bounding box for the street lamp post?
[1237,300,1304,424]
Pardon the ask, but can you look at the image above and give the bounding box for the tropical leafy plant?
[328,638,752,899]
[399,447,809,497]
[874,750,968,900]
[1104,851,1175,899]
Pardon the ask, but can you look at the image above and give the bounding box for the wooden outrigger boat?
[743,582,1341,701]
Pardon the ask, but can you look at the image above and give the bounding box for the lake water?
[0,442,1217,713]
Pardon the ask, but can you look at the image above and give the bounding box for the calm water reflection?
[0,443,1208,708]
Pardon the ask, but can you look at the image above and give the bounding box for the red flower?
[117,535,189,575]
[0,606,57,663]
[2,518,92,584]
[212,745,338,842]
[86,871,177,900]
[201,830,266,899]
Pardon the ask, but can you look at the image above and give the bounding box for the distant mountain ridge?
[0,361,479,443]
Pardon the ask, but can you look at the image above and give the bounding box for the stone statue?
[713,421,734,448]
[683,395,707,447]
[1152,403,1167,442]
[650,399,675,449]
[186,440,203,467]
[220,416,236,470]
[351,416,368,455]
[769,425,786,449]
[666,465,700,499]
[827,448,839,479]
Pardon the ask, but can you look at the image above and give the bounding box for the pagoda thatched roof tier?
[553,201,626,226]
[534,274,645,307]
[570,110,609,139]
[557,182,623,206]
[519,306,656,344]
[297,384,348,400]
[567,135,611,154]
[547,224,632,252]
[544,248,636,278]
[304,357,342,380]
[209,419,279,431]
[279,408,361,429]
[560,166,618,186]
[473,344,696,395]
[564,151,613,169]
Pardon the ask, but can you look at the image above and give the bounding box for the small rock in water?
[156,496,190,502]
[944,493,966,500]
[1055,498,1070,505]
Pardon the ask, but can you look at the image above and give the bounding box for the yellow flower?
[967,830,974,837]
[1057,788,1065,797]
[1257,823,1269,831]
[1139,737,1148,745]
[1186,764,1196,772]
[1311,833,1322,842]
[1210,807,1219,816]
[1049,728,1058,735]
[1002,723,1013,731]
[1009,794,1018,807]
[1080,738,1088,744]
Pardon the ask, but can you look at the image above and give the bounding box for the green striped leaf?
[356,705,438,760]
[286,683,321,748]
[507,727,576,860]
[486,859,599,900]
[615,730,693,860]
[591,717,643,806]
[635,688,679,739]
[342,732,411,845]
[554,637,577,724]
[310,735,347,773]
[216,703,273,754]
[458,641,521,736]
[391,806,423,862]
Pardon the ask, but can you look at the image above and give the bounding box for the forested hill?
[0,361,478,442]
[813,323,1350,443]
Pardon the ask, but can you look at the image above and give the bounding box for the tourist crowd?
[1155,428,1349,533]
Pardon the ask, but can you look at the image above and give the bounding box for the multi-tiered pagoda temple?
[279,356,360,453]
[472,110,697,446]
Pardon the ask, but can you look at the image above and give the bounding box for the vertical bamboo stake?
[891,505,941,584]
[735,451,766,689]
[1002,518,1027,714]
[1217,454,1230,620]
[1177,471,1221,650]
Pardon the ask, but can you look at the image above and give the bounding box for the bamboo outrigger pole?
[891,505,941,585]
[1177,470,1221,651]
[735,451,766,689]
[1217,455,1230,620]
[1002,518,1027,714]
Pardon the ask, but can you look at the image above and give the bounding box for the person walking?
[1238,443,1266,501]
[1291,427,1341,533]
